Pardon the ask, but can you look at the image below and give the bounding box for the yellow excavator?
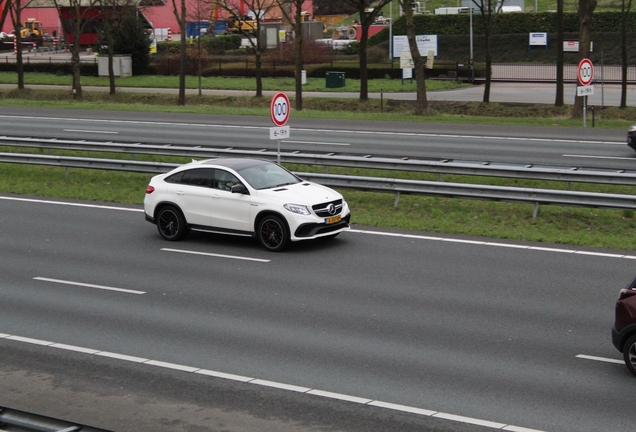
[20,19,44,39]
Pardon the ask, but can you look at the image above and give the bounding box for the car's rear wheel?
[157,206,188,241]
[623,335,636,376]
[257,215,289,252]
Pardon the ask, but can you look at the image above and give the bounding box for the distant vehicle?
[612,275,636,375]
[19,18,44,39]
[627,125,636,151]
[144,158,351,251]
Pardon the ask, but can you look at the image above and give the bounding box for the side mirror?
[231,183,248,194]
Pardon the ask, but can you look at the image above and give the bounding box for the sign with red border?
[270,92,290,127]
[577,58,594,86]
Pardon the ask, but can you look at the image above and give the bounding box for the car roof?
[198,158,272,170]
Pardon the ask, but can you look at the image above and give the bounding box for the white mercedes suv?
[144,158,351,251]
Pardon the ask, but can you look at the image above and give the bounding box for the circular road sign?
[577,58,594,86]
[270,92,290,127]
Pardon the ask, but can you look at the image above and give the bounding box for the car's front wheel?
[623,335,636,376]
[156,206,189,241]
[257,215,289,252]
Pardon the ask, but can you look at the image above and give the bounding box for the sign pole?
[269,92,291,163]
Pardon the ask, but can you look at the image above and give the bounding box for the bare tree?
[555,0,564,106]
[51,0,101,100]
[171,0,187,105]
[188,0,211,96]
[98,0,136,94]
[471,0,503,103]
[339,0,391,101]
[572,0,596,118]
[399,0,426,113]
[620,0,632,108]
[215,0,279,97]
[7,0,25,90]
[277,0,306,110]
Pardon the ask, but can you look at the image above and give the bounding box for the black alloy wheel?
[257,215,289,252]
[623,335,636,376]
[157,206,188,241]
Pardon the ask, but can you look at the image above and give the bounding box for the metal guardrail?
[2,151,636,217]
[0,406,112,432]
[1,135,636,186]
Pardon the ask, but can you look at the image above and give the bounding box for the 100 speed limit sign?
[577,58,594,86]
[270,92,290,127]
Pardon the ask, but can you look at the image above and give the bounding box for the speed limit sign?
[270,92,290,127]
[577,58,594,86]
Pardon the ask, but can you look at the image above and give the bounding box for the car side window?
[215,169,241,192]
[178,168,215,188]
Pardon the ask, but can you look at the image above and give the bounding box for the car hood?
[255,181,342,204]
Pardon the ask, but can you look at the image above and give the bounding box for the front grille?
[312,199,343,217]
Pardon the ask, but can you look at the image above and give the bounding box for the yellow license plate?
[325,215,341,224]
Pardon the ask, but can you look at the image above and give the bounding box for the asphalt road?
[0,107,633,172]
[1,194,635,432]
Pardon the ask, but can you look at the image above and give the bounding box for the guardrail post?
[533,202,539,218]
[394,191,400,208]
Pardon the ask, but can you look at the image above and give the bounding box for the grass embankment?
[1,74,635,250]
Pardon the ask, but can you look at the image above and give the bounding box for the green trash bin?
[326,71,346,88]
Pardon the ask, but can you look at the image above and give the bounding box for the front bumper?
[294,213,351,238]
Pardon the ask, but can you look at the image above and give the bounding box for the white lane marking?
[4,195,633,261]
[161,248,270,263]
[63,129,119,134]
[563,154,636,161]
[349,229,636,260]
[33,277,146,295]
[0,333,546,432]
[576,354,624,365]
[283,140,350,146]
[0,196,143,212]
[0,115,620,145]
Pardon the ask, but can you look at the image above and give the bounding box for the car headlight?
[630,125,636,132]
[284,203,311,215]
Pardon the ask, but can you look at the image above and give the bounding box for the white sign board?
[400,51,414,69]
[270,92,290,127]
[402,68,413,79]
[564,41,594,52]
[270,126,290,140]
[577,58,594,86]
[529,32,547,46]
[577,85,594,96]
[393,35,438,59]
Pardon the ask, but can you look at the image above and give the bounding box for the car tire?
[623,335,636,376]
[156,206,189,241]
[257,215,289,252]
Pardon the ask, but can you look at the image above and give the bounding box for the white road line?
[161,248,270,262]
[0,333,546,432]
[0,196,143,212]
[563,154,636,161]
[283,140,350,146]
[63,129,119,134]
[4,195,634,261]
[576,354,624,365]
[33,277,146,295]
[0,115,621,145]
[349,229,636,260]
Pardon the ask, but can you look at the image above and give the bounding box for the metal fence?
[2,136,636,217]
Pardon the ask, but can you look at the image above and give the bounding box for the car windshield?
[236,161,301,190]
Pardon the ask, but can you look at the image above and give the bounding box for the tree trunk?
[572,0,596,118]
[178,0,186,106]
[358,19,369,101]
[107,21,116,95]
[555,0,564,106]
[402,0,426,113]
[294,7,302,111]
[620,0,631,108]
[14,0,24,90]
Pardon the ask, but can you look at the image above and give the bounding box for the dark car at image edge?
[612,275,636,375]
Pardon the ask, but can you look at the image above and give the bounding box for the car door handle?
[212,195,220,199]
